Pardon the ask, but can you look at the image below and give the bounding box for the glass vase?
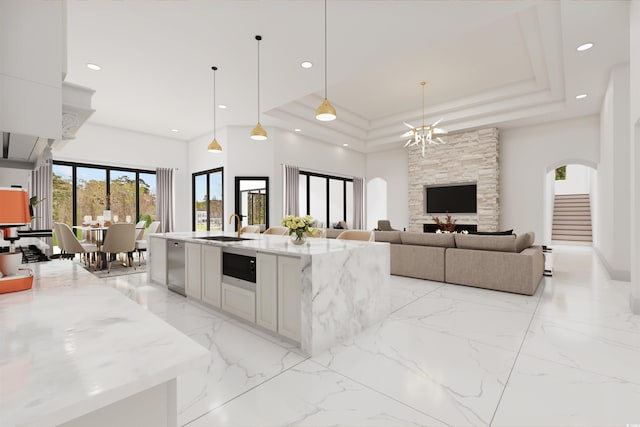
[290,233,306,245]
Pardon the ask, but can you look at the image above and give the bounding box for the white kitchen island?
[0,284,209,427]
[148,232,391,356]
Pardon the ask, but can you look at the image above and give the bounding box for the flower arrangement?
[432,212,456,232]
[282,215,316,244]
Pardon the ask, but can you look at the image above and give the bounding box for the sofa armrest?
[445,245,543,295]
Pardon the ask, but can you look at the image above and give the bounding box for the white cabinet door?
[202,245,222,308]
[277,256,301,342]
[185,243,202,300]
[256,253,278,332]
[221,283,256,323]
[149,237,166,285]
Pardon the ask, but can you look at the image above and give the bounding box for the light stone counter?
[0,285,209,427]
[149,231,391,355]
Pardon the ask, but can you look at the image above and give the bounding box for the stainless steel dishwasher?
[167,239,186,296]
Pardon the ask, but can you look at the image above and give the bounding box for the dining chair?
[135,221,160,266]
[53,222,65,256]
[57,223,98,266]
[240,225,261,234]
[263,226,288,235]
[101,223,136,273]
[134,220,147,241]
[336,230,375,242]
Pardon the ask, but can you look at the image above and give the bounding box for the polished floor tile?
[311,320,518,426]
[188,360,446,427]
[388,275,445,312]
[392,293,533,352]
[492,354,640,427]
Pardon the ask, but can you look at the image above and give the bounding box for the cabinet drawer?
[221,283,255,323]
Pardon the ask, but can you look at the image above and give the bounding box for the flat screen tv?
[425,183,477,214]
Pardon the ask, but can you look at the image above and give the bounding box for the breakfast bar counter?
[148,232,391,355]
[0,285,209,427]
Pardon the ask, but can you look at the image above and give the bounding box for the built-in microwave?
[222,248,256,285]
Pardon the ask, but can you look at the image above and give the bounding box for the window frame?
[299,170,352,227]
[52,160,156,227]
[192,167,224,231]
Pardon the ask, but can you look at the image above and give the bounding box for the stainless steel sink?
[196,236,253,242]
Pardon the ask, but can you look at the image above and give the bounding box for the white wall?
[0,168,30,190]
[595,64,631,280]
[53,122,190,231]
[554,164,591,195]
[365,148,408,230]
[630,0,640,312]
[186,126,366,231]
[500,115,599,242]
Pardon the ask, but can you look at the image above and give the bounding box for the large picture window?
[192,168,224,231]
[298,171,353,228]
[52,161,156,227]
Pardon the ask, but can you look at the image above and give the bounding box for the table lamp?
[0,187,34,293]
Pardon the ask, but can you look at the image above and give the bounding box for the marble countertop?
[0,285,209,427]
[150,231,385,256]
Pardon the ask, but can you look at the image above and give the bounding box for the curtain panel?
[283,164,299,217]
[156,168,174,232]
[353,176,364,230]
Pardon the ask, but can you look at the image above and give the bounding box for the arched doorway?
[544,160,597,244]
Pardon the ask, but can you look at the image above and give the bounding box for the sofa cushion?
[400,232,456,248]
[454,233,517,252]
[324,228,343,239]
[515,232,535,253]
[374,231,402,244]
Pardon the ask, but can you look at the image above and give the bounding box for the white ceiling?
[65,0,630,153]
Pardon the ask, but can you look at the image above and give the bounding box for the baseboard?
[593,247,631,281]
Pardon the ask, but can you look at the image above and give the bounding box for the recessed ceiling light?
[217,104,227,109]
[294,128,301,132]
[575,94,588,99]
[301,61,313,69]
[171,128,179,132]
[343,143,348,147]
[87,63,101,71]
[576,42,594,52]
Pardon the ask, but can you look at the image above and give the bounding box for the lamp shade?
[250,122,268,140]
[208,138,222,153]
[315,98,336,121]
[0,188,31,227]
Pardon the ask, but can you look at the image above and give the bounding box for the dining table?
[72,224,145,269]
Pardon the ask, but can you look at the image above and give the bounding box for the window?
[52,161,156,228]
[192,168,224,231]
[299,171,353,228]
[555,165,567,181]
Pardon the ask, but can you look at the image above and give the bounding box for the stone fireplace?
[408,128,499,232]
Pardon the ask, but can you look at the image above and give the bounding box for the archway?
[544,160,597,245]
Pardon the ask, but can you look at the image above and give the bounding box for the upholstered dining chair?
[240,225,261,234]
[101,223,136,273]
[57,223,97,266]
[336,230,375,242]
[134,220,147,241]
[134,221,161,266]
[377,220,398,231]
[263,226,288,235]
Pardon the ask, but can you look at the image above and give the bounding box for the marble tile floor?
[26,245,640,426]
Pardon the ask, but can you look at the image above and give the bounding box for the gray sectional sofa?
[374,231,543,295]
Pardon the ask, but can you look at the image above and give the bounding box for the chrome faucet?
[229,213,242,238]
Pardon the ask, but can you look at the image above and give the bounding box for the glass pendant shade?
[207,138,222,152]
[250,122,267,140]
[315,98,336,121]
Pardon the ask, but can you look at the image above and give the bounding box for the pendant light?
[207,66,223,153]
[315,0,336,121]
[250,35,267,140]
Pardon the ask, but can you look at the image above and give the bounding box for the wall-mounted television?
[425,183,477,214]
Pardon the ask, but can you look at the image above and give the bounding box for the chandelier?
[402,81,447,157]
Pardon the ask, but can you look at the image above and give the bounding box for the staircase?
[552,194,592,242]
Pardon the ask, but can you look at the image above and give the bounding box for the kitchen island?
[0,284,209,427]
[148,232,391,355]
